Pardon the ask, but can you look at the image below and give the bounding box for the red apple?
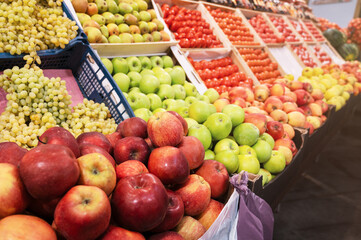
[148,146,189,185]
[147,111,184,147]
[304,121,315,135]
[288,81,303,91]
[300,105,312,116]
[282,102,298,113]
[228,86,247,101]
[105,132,122,152]
[0,142,27,167]
[19,144,79,200]
[99,225,145,240]
[195,160,229,199]
[230,97,247,108]
[116,160,149,181]
[302,82,313,93]
[245,87,255,102]
[282,123,295,139]
[119,117,148,138]
[175,216,206,240]
[253,84,270,102]
[266,121,284,140]
[293,89,312,106]
[315,100,328,114]
[278,95,294,103]
[77,132,112,153]
[244,113,267,135]
[116,121,124,134]
[177,136,205,170]
[168,111,188,135]
[28,197,60,221]
[274,138,297,156]
[270,109,288,123]
[264,96,283,113]
[196,199,224,230]
[151,190,184,233]
[79,144,116,168]
[38,127,80,157]
[111,173,168,232]
[270,83,285,96]
[311,88,324,100]
[252,100,265,110]
[148,232,184,240]
[0,215,57,239]
[0,163,29,219]
[113,137,151,164]
[145,137,155,149]
[54,185,111,240]
[175,174,211,216]
[285,91,297,102]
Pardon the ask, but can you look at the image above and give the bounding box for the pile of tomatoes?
[290,19,313,42]
[313,46,332,65]
[161,4,223,48]
[291,45,317,67]
[303,21,325,42]
[238,47,281,83]
[188,56,253,93]
[248,15,285,44]
[347,18,361,45]
[207,7,260,46]
[269,16,299,42]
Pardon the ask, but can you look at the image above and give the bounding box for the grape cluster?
[0,66,117,148]
[0,0,78,67]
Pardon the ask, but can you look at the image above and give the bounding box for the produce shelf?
[289,43,320,68]
[301,20,326,43]
[287,17,316,43]
[265,13,302,44]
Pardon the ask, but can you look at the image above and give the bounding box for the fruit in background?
[283,123,295,139]
[20,145,79,200]
[96,0,108,13]
[0,215,56,240]
[307,116,322,129]
[157,84,175,100]
[73,0,88,13]
[175,174,211,216]
[264,96,283,113]
[259,133,275,149]
[114,14,124,24]
[213,98,230,112]
[108,34,121,43]
[237,154,260,174]
[127,71,142,88]
[266,121,284,140]
[118,23,130,33]
[151,190,184,233]
[103,12,115,24]
[79,144,116,168]
[309,103,323,117]
[162,56,174,68]
[258,168,272,185]
[139,74,160,94]
[214,150,239,174]
[188,101,211,124]
[204,149,215,160]
[115,160,148,181]
[287,111,306,127]
[233,123,260,146]
[112,173,168,232]
[127,92,151,110]
[160,30,171,41]
[221,104,245,128]
[168,111,188,135]
[148,22,158,32]
[175,216,206,240]
[239,145,257,157]
[270,83,285,96]
[204,113,232,141]
[178,136,205,170]
[101,57,113,74]
[282,102,298,113]
[0,142,27,166]
[254,85,270,102]
[112,57,129,74]
[170,67,186,85]
[148,232,184,240]
[197,95,210,103]
[133,33,144,42]
[187,124,212,150]
[114,72,130,92]
[274,138,297,156]
[270,109,288,123]
[152,31,162,41]
[148,146,189,185]
[139,56,152,69]
[127,56,142,72]
[150,56,164,68]
[84,27,103,43]
[147,93,163,111]
[263,150,286,174]
[100,225,145,240]
[77,132,112,153]
[252,139,272,163]
[119,32,134,43]
[148,111,184,147]
[204,88,220,104]
[196,199,224,230]
[172,84,187,99]
[277,146,293,165]
[214,138,239,155]
[91,14,105,25]
[184,81,198,97]
[0,163,29,219]
[244,113,267,135]
[54,185,111,240]
[113,137,150,164]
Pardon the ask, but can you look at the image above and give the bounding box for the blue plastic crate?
[0,2,87,59]
[0,41,134,123]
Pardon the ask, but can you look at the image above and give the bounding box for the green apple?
[204,149,215,160]
[112,57,129,74]
[127,71,142,88]
[100,25,109,38]
[133,33,144,42]
[107,0,119,14]
[139,10,151,22]
[233,123,259,146]
[252,139,272,163]
[259,133,275,149]
[188,101,211,123]
[227,136,236,141]
[157,84,175,100]
[102,12,115,24]
[78,13,91,25]
[113,73,130,93]
[119,32,134,43]
[197,95,210,103]
[130,2,139,12]
[162,56,174,68]
[108,35,121,43]
[139,74,160,94]
[126,56,142,72]
[114,14,124,25]
[208,104,216,114]
[170,66,186,85]
[122,92,128,98]
[128,87,141,94]
[221,104,245,128]
[127,91,150,110]
[90,14,105,25]
[139,21,150,34]
[118,2,132,15]
[101,58,113,75]
[134,108,153,122]
[162,99,176,111]
[214,138,239,155]
[237,154,260,174]
[258,168,272,186]
[185,96,198,106]
[203,88,219,103]
[214,150,239,174]
[239,145,257,157]
[152,108,166,115]
[203,113,232,141]
[150,56,163,68]
[140,69,154,77]
[147,93,162,111]
[184,118,198,130]
[184,82,198,97]
[118,23,130,33]
[139,56,152,70]
[187,124,212,150]
[172,84,186,99]
[263,150,286,174]
[155,71,172,85]
[175,106,189,118]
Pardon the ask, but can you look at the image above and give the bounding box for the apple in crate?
[0,142,27,167]
[274,138,297,156]
[79,144,116,168]
[19,144,80,200]
[149,232,184,240]
[27,197,60,221]
[287,111,306,127]
[196,199,224,230]
[54,185,111,240]
[99,225,145,240]
[266,121,284,140]
[116,160,149,181]
[244,113,267,135]
[168,111,188,135]
[111,173,168,232]
[77,132,112,153]
[175,216,206,240]
[119,117,148,138]
[0,215,57,240]
[264,96,283,113]
[177,136,204,170]
[38,127,80,157]
[0,163,29,219]
[113,136,151,164]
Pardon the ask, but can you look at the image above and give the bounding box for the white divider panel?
[268,46,303,80]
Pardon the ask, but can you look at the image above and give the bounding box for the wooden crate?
[301,19,326,43]
[288,42,321,68]
[285,16,317,43]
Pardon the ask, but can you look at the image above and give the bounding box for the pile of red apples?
[0,111,230,240]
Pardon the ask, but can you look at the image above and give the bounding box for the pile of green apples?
[73,0,171,43]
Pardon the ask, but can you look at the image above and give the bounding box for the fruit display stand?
[306,43,333,66]
[301,19,326,43]
[286,16,316,43]
[288,43,321,68]
[320,42,346,65]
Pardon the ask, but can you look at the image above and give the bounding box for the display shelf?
[321,42,346,65]
[286,16,316,43]
[306,43,333,66]
[301,20,326,42]
[265,13,302,44]
[288,43,321,68]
